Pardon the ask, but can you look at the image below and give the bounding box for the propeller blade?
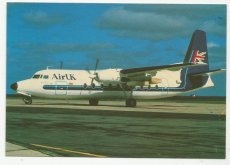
[94,58,99,72]
[91,78,94,85]
[94,72,100,82]
[60,61,63,69]
[88,58,100,85]
[86,67,91,74]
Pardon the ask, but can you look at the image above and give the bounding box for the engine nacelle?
[123,77,162,86]
[97,69,121,86]
[150,77,162,84]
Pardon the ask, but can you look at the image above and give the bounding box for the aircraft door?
[55,81,67,95]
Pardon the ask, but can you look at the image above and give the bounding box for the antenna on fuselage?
[60,61,63,69]
[46,66,52,70]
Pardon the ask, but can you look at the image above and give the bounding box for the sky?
[7,3,226,95]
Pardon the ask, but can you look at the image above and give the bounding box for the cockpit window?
[32,74,41,79]
[43,75,49,79]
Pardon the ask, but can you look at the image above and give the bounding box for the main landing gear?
[22,96,32,105]
[125,98,136,107]
[89,99,99,106]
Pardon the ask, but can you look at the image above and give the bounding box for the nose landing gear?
[22,96,32,105]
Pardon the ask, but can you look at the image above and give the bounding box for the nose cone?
[10,83,18,91]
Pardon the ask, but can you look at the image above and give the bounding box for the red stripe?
[196,55,205,59]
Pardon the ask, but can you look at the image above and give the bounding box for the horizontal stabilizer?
[189,69,226,77]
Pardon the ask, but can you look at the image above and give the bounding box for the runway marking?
[31,144,107,158]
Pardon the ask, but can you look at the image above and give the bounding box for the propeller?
[86,58,100,85]
[94,58,99,72]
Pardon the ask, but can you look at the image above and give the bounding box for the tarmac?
[5,96,226,158]
[6,142,49,157]
[6,97,226,115]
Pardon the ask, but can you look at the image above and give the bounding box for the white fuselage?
[15,68,213,100]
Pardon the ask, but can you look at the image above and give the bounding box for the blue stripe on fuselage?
[43,85,187,92]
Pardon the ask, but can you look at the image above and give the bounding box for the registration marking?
[31,143,107,158]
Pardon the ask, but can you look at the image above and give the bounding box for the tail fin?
[182,30,210,89]
[184,30,209,73]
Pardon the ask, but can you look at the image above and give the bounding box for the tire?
[126,99,136,107]
[89,99,99,106]
[22,96,32,105]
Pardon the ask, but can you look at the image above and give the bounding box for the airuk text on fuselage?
[52,74,76,80]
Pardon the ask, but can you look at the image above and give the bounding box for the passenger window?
[32,74,41,79]
[43,75,49,79]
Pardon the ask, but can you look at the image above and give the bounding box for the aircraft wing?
[120,63,206,78]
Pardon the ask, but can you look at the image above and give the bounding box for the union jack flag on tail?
[191,50,207,64]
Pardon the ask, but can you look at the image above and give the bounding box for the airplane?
[10,30,225,107]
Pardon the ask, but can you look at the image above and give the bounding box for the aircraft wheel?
[22,96,32,105]
[89,99,99,106]
[126,99,136,107]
